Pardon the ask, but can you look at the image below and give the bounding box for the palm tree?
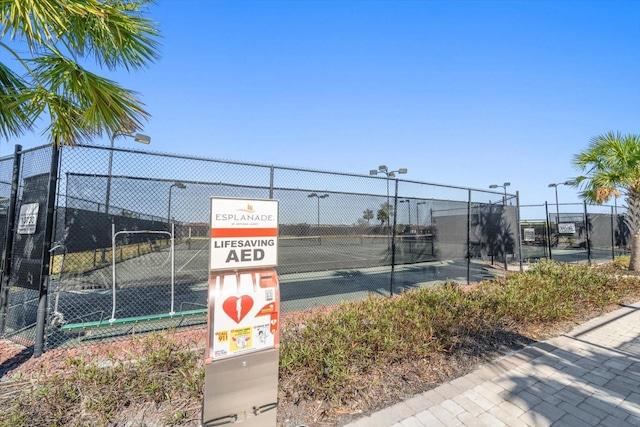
[0,0,160,146]
[376,202,393,226]
[362,209,374,224]
[572,131,640,271]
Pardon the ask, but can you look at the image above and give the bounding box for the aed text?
[212,239,275,248]
[225,248,265,263]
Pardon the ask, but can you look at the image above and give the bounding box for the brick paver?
[341,301,640,426]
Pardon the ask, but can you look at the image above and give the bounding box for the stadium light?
[399,199,411,227]
[417,201,426,228]
[370,166,408,229]
[308,192,329,226]
[548,180,575,244]
[105,130,151,214]
[489,182,511,205]
[168,182,186,223]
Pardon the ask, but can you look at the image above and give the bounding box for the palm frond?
[61,0,161,71]
[0,60,31,139]
[0,0,159,144]
[29,52,149,143]
[1,0,71,48]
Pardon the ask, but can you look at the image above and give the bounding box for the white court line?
[176,245,208,273]
[172,241,422,270]
[289,245,374,261]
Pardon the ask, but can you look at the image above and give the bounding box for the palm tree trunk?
[626,190,640,271]
[629,230,640,271]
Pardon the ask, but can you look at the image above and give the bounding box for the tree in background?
[0,0,160,146]
[362,209,373,224]
[376,202,393,226]
[572,131,640,271]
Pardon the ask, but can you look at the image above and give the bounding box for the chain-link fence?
[0,145,54,348]
[519,202,628,264]
[6,142,611,352]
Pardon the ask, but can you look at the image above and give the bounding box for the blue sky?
[7,0,640,208]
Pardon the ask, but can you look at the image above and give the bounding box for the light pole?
[370,165,407,229]
[548,180,574,243]
[399,199,410,229]
[489,182,511,205]
[105,130,151,214]
[417,201,426,230]
[168,182,186,223]
[308,192,329,226]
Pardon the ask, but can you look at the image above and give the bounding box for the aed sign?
[209,197,279,271]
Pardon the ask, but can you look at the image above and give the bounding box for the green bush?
[0,333,204,427]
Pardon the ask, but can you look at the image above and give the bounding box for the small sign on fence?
[558,223,576,234]
[523,228,535,242]
[17,202,39,234]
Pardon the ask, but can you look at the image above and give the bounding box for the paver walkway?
[342,301,640,427]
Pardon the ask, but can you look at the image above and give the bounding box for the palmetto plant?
[0,0,160,146]
[572,131,640,271]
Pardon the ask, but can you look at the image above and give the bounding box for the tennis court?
[176,234,436,275]
[43,232,462,345]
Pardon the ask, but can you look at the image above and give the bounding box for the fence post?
[389,178,399,296]
[584,200,591,264]
[611,206,615,261]
[0,145,23,335]
[501,201,507,272]
[269,166,274,199]
[516,191,523,272]
[34,144,61,357]
[467,190,471,285]
[545,202,553,260]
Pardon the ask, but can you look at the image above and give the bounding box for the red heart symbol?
[222,295,254,323]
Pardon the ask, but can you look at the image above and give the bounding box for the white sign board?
[17,203,39,234]
[558,223,576,234]
[523,228,535,242]
[209,198,279,271]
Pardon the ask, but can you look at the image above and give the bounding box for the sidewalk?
[342,302,640,427]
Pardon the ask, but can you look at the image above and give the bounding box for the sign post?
[202,198,280,427]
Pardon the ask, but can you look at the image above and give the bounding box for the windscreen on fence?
[520,202,628,264]
[2,147,53,345]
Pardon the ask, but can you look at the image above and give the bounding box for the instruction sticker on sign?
[209,197,279,271]
[207,270,280,361]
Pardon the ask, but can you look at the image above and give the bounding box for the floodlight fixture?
[133,133,151,144]
[308,192,329,225]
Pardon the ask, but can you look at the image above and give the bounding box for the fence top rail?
[63,143,515,196]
